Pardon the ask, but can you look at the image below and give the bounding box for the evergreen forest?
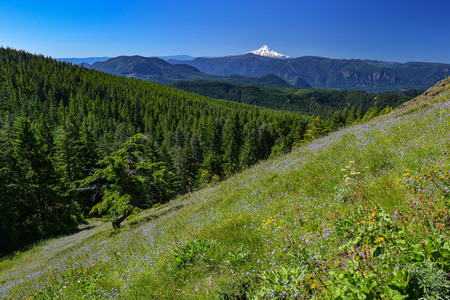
[170,80,421,117]
[0,48,312,254]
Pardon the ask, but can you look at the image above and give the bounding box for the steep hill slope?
[84,55,300,88]
[2,77,449,299]
[169,54,450,92]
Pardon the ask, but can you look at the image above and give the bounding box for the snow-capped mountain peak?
[247,45,290,58]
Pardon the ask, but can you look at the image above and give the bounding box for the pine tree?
[304,116,329,140]
[11,117,79,238]
[257,123,274,160]
[240,124,258,168]
[0,123,19,252]
[203,117,224,177]
[85,134,176,229]
[55,120,79,184]
[223,113,242,176]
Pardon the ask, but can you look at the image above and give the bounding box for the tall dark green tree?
[223,113,242,176]
[240,123,258,169]
[10,117,79,240]
[0,124,19,253]
[257,123,274,160]
[84,134,177,228]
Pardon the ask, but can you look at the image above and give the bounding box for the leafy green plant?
[172,238,218,269]
[253,250,328,298]
[403,233,450,271]
[331,203,450,299]
[401,262,450,299]
[217,273,252,300]
[225,244,250,265]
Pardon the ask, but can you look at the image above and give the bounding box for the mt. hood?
[247,45,290,58]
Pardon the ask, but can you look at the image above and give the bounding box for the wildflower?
[374,237,384,243]
[310,283,316,289]
[436,222,443,227]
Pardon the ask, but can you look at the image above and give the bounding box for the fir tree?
[304,116,329,140]
[223,113,242,176]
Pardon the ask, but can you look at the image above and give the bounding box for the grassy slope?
[1,78,450,299]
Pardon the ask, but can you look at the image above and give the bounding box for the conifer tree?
[11,117,79,238]
[257,123,274,160]
[0,124,19,252]
[223,113,242,176]
[304,116,329,140]
[85,134,176,229]
[240,124,258,168]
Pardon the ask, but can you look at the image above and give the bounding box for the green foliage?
[84,134,176,228]
[0,116,80,252]
[223,113,242,176]
[172,238,218,270]
[224,244,250,265]
[330,203,450,299]
[217,273,252,300]
[402,262,450,299]
[304,116,329,140]
[171,80,420,118]
[2,52,449,299]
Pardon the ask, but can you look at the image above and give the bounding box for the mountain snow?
[247,45,290,58]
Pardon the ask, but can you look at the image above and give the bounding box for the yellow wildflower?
[374,237,384,243]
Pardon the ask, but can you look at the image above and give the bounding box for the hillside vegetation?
[170,80,421,117]
[1,74,449,299]
[0,48,311,254]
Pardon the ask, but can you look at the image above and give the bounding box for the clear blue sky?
[1,0,449,63]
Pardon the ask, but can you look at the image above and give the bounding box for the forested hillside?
[170,80,421,117]
[83,55,304,88]
[0,48,310,254]
[169,54,450,91]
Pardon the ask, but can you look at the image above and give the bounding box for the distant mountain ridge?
[64,50,450,92]
[57,55,197,65]
[83,56,305,88]
[57,57,112,64]
[169,54,450,92]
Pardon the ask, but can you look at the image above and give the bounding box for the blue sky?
[1,0,449,63]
